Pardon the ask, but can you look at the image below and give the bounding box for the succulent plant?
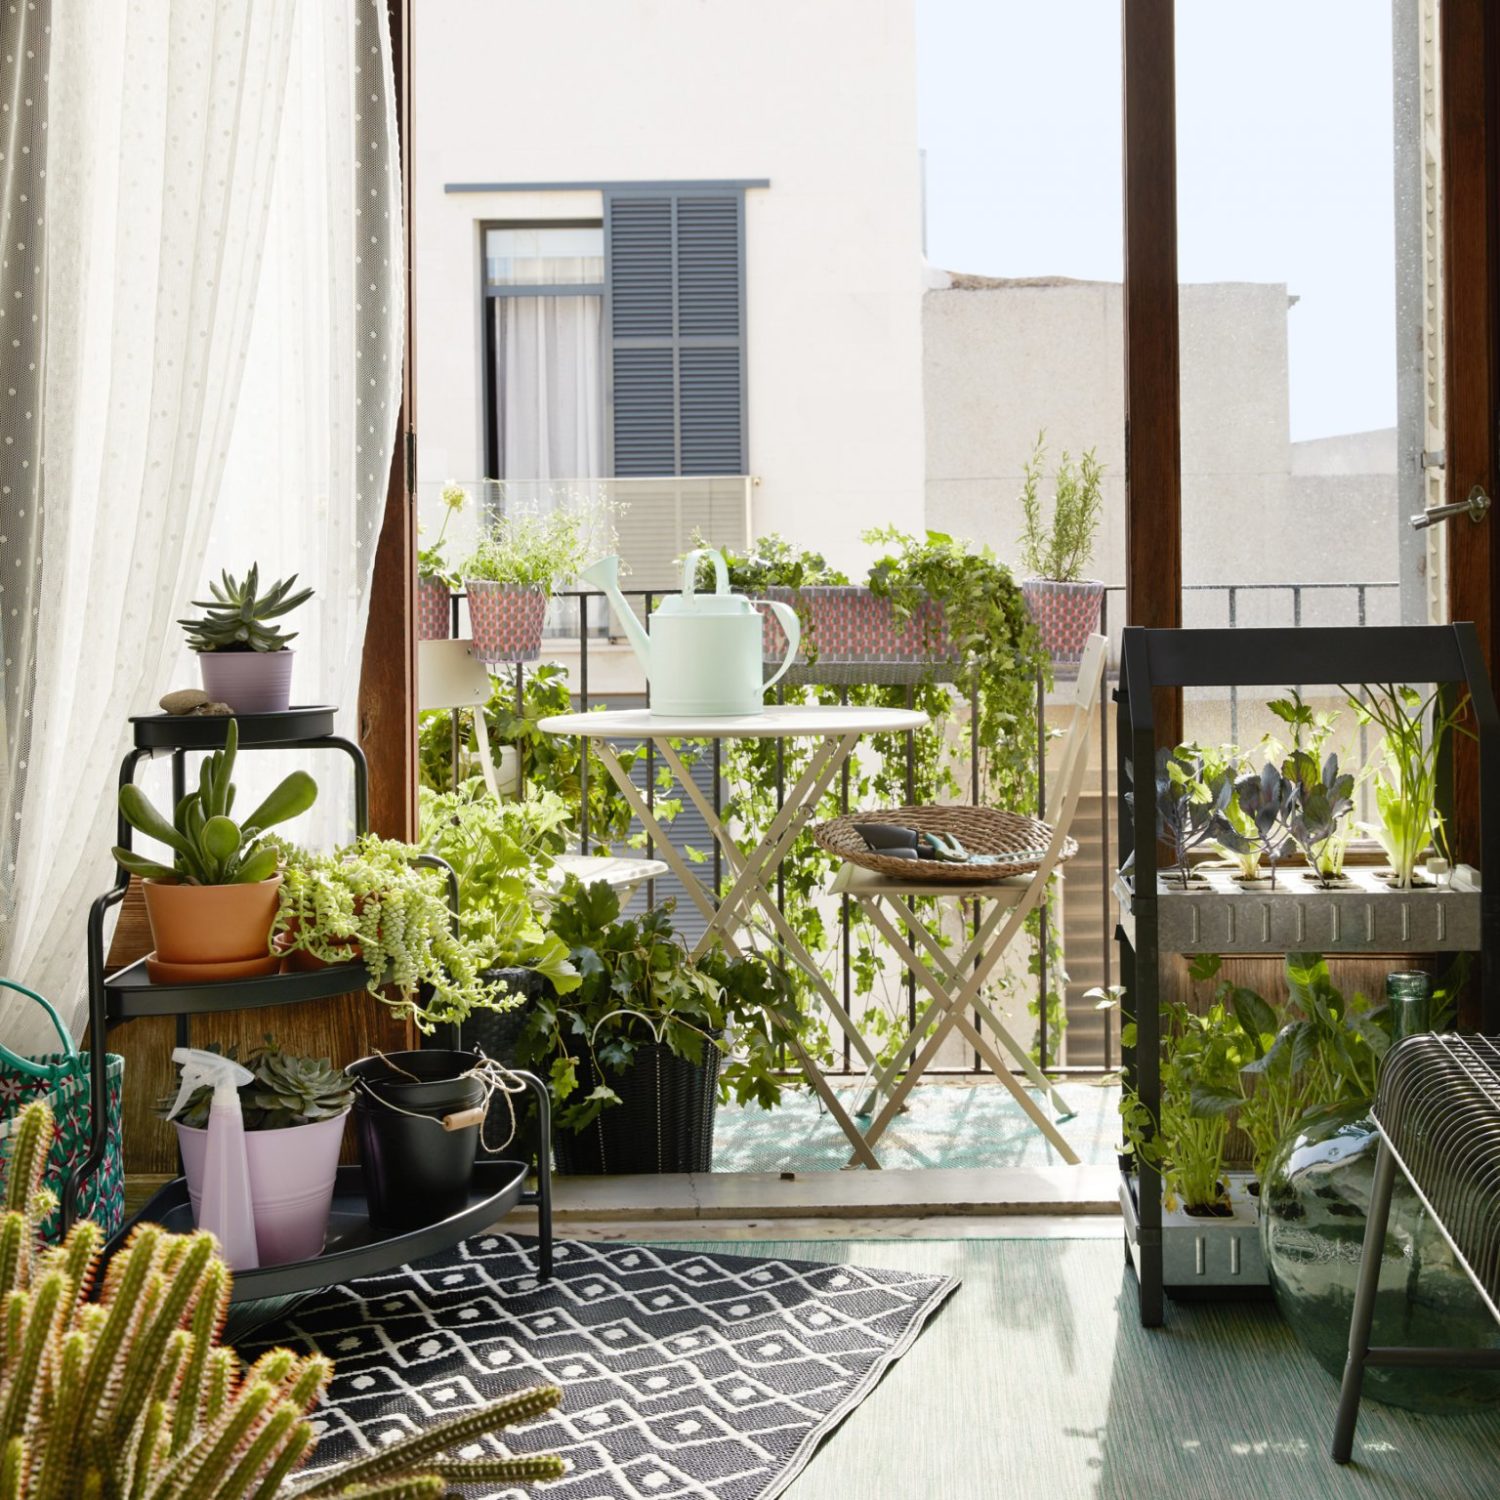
[0,1098,566,1498]
[113,718,317,885]
[180,564,314,653]
[164,1040,355,1132]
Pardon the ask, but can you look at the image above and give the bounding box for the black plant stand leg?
[519,1069,553,1282]
[1332,1135,1398,1463]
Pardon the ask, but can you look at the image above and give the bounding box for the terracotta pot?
[273,915,363,971]
[198,649,295,714]
[757,585,953,669]
[1021,578,1104,665]
[464,580,548,665]
[177,1111,349,1266]
[142,876,282,965]
[416,577,452,641]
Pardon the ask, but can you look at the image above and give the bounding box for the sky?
[916,1,1398,443]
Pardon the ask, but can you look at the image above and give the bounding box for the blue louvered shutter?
[606,188,746,477]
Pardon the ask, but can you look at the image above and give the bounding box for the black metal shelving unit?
[72,707,552,1298]
[1115,625,1500,1327]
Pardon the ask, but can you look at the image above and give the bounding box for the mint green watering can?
[581,547,800,716]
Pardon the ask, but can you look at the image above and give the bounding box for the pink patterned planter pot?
[416,577,452,641]
[758,585,953,668]
[465,580,548,664]
[1021,578,1104,665]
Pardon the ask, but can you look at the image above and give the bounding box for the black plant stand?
[71,707,553,1296]
[1115,625,1500,1327]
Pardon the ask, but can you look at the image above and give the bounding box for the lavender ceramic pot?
[198,649,295,714]
[176,1110,347,1265]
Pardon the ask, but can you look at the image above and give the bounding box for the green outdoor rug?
[656,1237,1500,1500]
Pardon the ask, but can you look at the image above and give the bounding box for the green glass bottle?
[1261,967,1500,1411]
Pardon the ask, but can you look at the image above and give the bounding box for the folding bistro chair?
[418,637,667,898]
[418,637,520,800]
[827,633,1108,1167]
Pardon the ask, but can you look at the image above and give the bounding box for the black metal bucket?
[461,969,550,1167]
[348,1050,485,1229]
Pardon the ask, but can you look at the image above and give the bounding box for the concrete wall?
[924,276,1400,609]
[414,0,926,576]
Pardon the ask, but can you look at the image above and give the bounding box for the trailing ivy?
[708,532,1065,1065]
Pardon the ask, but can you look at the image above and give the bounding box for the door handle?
[1410,485,1491,530]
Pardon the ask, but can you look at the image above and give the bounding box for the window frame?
[478,217,607,482]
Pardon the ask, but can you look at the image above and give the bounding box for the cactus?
[180,566,314,654]
[163,1040,355,1132]
[0,1101,567,1498]
[113,719,317,885]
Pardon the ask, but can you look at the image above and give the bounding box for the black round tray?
[110,1158,533,1301]
[130,705,338,750]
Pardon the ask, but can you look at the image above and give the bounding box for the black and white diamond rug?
[250,1233,957,1499]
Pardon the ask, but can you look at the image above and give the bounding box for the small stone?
[160,688,209,715]
[191,701,234,716]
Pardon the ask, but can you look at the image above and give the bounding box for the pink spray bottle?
[170,1048,259,1271]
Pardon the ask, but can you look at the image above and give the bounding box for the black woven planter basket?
[553,1037,723,1176]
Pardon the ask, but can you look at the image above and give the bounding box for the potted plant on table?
[164,1037,354,1265]
[179,564,314,714]
[417,480,468,641]
[462,508,586,666]
[1016,432,1106,664]
[507,879,795,1174]
[112,719,318,980]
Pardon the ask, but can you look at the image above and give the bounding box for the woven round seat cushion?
[811,804,1075,883]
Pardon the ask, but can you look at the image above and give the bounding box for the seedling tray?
[1121,1171,1268,1292]
[110,1159,538,1301]
[1115,863,1483,954]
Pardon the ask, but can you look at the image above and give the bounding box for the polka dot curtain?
[0,1,403,1047]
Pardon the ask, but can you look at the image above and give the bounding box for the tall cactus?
[0,1101,565,1498]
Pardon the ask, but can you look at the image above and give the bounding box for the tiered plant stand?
[1115,625,1499,1327]
[73,706,552,1299]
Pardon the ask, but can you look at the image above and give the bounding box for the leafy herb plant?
[1017,431,1105,582]
[506,880,798,1132]
[463,508,588,588]
[1347,682,1472,888]
[418,779,580,991]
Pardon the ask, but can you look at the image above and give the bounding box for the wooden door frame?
[361,0,418,846]
[1121,0,1183,749]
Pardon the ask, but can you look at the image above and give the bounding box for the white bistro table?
[537,704,929,1168]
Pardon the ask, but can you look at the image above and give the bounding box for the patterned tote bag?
[0,979,125,1241]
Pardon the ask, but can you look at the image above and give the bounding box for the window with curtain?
[483,225,605,482]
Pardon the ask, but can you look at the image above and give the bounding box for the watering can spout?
[580,554,653,673]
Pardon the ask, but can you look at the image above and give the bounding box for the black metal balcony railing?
[446,578,1399,1081]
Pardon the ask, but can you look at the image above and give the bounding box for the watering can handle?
[680,547,729,602]
[762,601,802,694]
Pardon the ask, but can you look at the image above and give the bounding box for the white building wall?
[414,0,926,574]
[924,278,1399,609]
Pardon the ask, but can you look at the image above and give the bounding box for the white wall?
[414,0,926,575]
[924,277,1400,602]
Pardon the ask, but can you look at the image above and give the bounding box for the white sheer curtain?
[493,296,604,481]
[0,0,402,1047]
